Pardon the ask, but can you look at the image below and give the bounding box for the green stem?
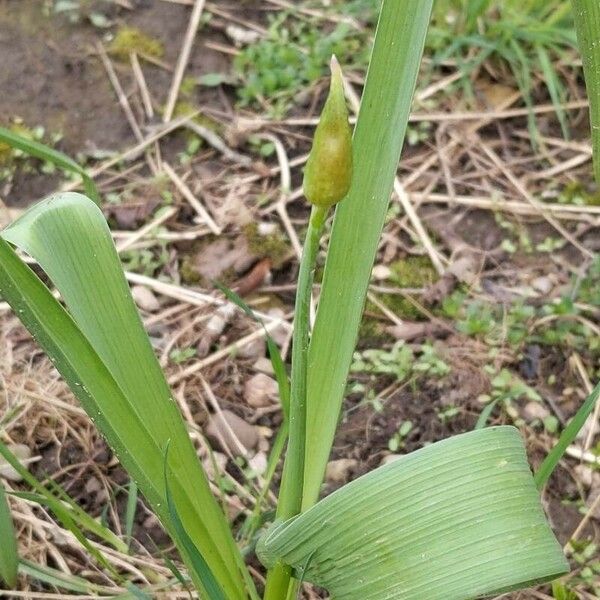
[263,205,327,600]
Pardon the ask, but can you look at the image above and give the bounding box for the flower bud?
[303,56,353,208]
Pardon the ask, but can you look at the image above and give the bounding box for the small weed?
[233,14,371,116]
[51,0,113,28]
[0,121,65,183]
[169,347,197,364]
[387,420,413,452]
[428,1,576,141]
[351,341,450,383]
[121,244,169,278]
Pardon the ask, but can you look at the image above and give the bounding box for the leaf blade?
[0,482,18,588]
[0,194,250,599]
[304,0,434,507]
[259,427,568,600]
[0,126,99,204]
[571,0,600,184]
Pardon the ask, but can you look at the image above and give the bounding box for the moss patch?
[560,181,600,206]
[243,222,290,268]
[389,256,438,287]
[369,256,439,321]
[109,27,164,61]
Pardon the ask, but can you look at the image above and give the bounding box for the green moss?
[243,222,290,268]
[109,27,164,61]
[560,181,600,206]
[179,76,198,98]
[367,256,439,321]
[389,256,437,287]
[358,315,389,345]
[171,101,224,143]
[179,257,202,285]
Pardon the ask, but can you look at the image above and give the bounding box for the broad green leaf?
[0,482,18,588]
[0,126,99,204]
[258,427,568,600]
[0,193,251,599]
[571,0,600,184]
[304,0,434,507]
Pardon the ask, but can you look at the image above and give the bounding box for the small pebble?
[131,286,160,312]
[380,454,403,466]
[0,443,32,482]
[325,458,357,484]
[244,373,278,408]
[225,24,261,46]
[372,265,391,281]
[522,401,549,421]
[267,308,289,347]
[248,452,267,476]
[202,451,228,478]
[574,464,594,488]
[253,357,274,375]
[531,276,553,295]
[206,410,258,454]
[237,337,266,360]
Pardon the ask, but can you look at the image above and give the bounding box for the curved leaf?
[258,427,568,600]
[0,193,251,599]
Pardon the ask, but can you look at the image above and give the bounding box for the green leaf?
[303,0,434,507]
[0,126,99,204]
[124,480,138,547]
[258,427,568,600]
[164,443,226,600]
[0,482,18,588]
[18,559,112,594]
[571,0,600,184]
[535,380,600,490]
[0,193,251,599]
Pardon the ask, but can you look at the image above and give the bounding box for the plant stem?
[263,205,327,600]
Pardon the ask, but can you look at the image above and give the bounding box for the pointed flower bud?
[303,56,353,208]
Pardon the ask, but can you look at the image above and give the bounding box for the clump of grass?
[428,0,576,138]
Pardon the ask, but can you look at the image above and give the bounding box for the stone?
[248,452,267,476]
[131,285,160,312]
[244,373,278,408]
[237,337,266,360]
[202,451,228,479]
[531,276,553,295]
[325,458,357,484]
[206,410,258,454]
[0,443,32,482]
[522,401,549,422]
[380,454,403,466]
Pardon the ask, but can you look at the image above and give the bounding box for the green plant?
[428,0,576,140]
[233,12,372,116]
[0,126,98,203]
[2,2,600,599]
